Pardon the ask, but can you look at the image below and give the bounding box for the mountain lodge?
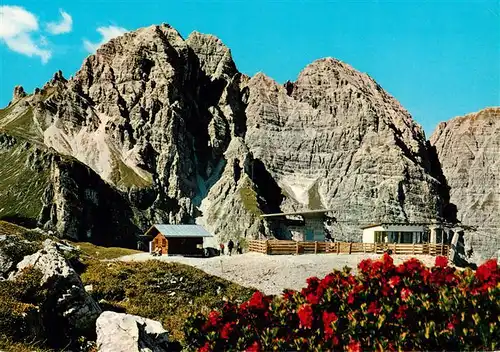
[140,224,213,256]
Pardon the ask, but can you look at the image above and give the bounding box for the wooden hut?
[141,224,213,256]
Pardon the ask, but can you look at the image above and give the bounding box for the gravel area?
[118,252,439,296]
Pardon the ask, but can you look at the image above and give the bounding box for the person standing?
[219,242,225,255]
[227,239,234,256]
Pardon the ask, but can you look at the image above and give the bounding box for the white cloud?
[0,5,51,63]
[46,9,72,35]
[83,25,127,52]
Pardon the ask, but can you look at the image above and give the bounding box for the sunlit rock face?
[0,23,455,246]
[431,107,500,261]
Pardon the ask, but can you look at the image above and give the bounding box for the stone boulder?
[9,239,101,346]
[96,311,173,352]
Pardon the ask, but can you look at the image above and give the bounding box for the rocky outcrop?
[9,240,102,346]
[198,138,273,243]
[0,23,455,245]
[430,107,500,261]
[96,311,173,352]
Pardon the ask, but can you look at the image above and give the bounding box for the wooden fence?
[248,240,449,256]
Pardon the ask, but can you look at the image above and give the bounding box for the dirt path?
[118,252,439,296]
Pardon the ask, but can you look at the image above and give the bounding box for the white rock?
[96,311,170,352]
[9,239,101,335]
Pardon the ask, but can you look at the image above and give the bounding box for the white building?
[362,223,457,244]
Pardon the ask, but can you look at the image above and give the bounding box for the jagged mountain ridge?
[430,107,500,260]
[0,23,454,245]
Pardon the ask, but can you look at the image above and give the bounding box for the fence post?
[296,241,299,255]
[412,243,415,255]
[393,243,397,255]
[266,240,270,255]
[349,242,352,254]
[337,243,340,255]
[314,241,318,254]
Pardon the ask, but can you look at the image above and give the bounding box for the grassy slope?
[238,176,264,216]
[74,241,141,260]
[81,259,255,342]
[0,140,50,222]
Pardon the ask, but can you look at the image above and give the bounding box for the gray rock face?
[243,59,451,240]
[96,311,171,352]
[430,107,500,261]
[9,240,102,343]
[0,23,455,246]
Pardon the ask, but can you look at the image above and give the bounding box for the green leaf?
[377,314,386,329]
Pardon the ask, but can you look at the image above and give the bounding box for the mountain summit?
[0,23,455,246]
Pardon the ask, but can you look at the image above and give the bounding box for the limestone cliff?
[430,107,500,260]
[243,59,452,240]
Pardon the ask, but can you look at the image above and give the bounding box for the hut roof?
[142,224,213,238]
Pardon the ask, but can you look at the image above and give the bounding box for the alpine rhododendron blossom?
[184,255,500,352]
[435,255,448,267]
[298,304,314,328]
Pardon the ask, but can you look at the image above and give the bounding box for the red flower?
[322,311,338,337]
[199,342,211,352]
[298,304,314,329]
[358,259,373,273]
[367,301,380,315]
[321,273,336,288]
[381,284,391,297]
[347,292,355,304]
[400,288,412,301]
[396,265,406,274]
[447,322,455,330]
[372,261,384,273]
[476,259,498,282]
[404,258,424,272]
[389,276,401,288]
[394,304,408,319]
[347,339,362,352]
[204,311,220,329]
[245,341,261,352]
[307,276,320,288]
[220,322,234,339]
[332,335,340,346]
[435,256,448,268]
[306,292,320,305]
[248,291,267,310]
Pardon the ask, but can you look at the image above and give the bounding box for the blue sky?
[0,0,498,137]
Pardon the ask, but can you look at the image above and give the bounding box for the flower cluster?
[184,255,500,351]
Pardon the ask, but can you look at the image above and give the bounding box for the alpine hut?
[141,224,213,256]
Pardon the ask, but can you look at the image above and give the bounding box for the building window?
[375,231,387,243]
[162,238,166,247]
[435,229,443,244]
[400,232,413,244]
[422,232,429,243]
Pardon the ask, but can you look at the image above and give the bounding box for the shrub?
[0,266,45,344]
[184,255,500,351]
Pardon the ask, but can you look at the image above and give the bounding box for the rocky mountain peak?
[12,85,27,102]
[430,107,500,261]
[0,22,462,251]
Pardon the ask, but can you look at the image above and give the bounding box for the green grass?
[2,108,42,143]
[73,241,141,260]
[80,259,255,342]
[238,176,263,216]
[308,180,324,209]
[0,137,50,222]
[108,146,152,190]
